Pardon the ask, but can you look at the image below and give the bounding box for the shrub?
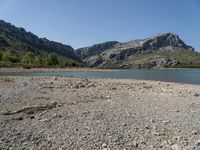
[0,51,2,61]
[47,53,59,65]
[2,51,20,63]
[21,52,35,64]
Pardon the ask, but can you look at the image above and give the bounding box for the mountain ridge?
[0,20,78,60]
[76,33,199,68]
[0,20,83,67]
[0,20,200,68]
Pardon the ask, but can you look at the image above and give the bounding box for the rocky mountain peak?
[144,33,194,50]
[76,33,196,67]
[75,41,119,59]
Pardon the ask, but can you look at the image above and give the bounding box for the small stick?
[1,101,57,115]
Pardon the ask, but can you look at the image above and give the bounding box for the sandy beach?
[0,75,200,150]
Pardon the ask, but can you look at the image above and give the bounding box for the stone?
[171,144,180,150]
[162,120,171,125]
[101,143,110,150]
[132,141,139,147]
[195,139,200,146]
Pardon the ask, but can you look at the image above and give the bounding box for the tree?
[2,51,12,62]
[0,52,2,61]
[34,55,43,66]
[47,53,59,65]
[21,52,35,64]
[1,51,19,63]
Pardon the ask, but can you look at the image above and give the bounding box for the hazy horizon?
[0,0,199,51]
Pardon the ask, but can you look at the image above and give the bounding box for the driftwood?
[1,101,57,115]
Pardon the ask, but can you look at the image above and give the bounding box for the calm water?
[1,69,200,85]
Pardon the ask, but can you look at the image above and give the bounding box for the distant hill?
[1,20,200,69]
[0,20,82,67]
[76,33,200,68]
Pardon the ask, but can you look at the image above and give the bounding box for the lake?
[0,69,200,85]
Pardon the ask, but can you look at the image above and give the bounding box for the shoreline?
[0,67,122,73]
[0,67,199,73]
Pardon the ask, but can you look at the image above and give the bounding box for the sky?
[0,0,200,50]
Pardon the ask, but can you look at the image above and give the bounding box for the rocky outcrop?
[75,41,119,59]
[0,20,78,60]
[121,57,179,69]
[77,33,195,68]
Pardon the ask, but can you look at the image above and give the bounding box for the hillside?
[76,33,200,68]
[0,20,82,67]
[1,20,200,69]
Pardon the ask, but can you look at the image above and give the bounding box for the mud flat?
[0,76,200,150]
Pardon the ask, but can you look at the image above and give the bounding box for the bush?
[0,52,2,61]
[0,50,82,68]
[2,51,12,62]
[47,53,59,66]
[2,51,20,63]
[21,52,35,64]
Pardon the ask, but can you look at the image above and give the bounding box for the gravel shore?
[0,76,200,150]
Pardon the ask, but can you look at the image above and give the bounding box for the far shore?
[0,67,199,73]
[0,67,123,73]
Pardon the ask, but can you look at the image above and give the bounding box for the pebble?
[162,120,171,125]
[195,139,200,146]
[101,143,110,150]
[171,144,180,150]
[192,130,198,135]
[132,141,139,147]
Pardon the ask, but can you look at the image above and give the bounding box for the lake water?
[1,69,200,85]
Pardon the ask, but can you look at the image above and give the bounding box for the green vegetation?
[125,49,200,68]
[0,50,85,68]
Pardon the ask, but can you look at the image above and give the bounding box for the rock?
[194,93,200,97]
[15,117,23,121]
[195,139,200,146]
[132,141,139,147]
[192,130,198,135]
[101,143,110,150]
[75,41,119,61]
[168,139,173,145]
[30,116,35,119]
[150,119,155,123]
[106,96,111,99]
[162,120,171,125]
[102,143,107,148]
[171,144,180,150]
[40,118,49,122]
[145,125,150,129]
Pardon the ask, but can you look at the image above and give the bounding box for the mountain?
[0,20,82,67]
[76,41,119,59]
[1,20,199,69]
[76,33,200,68]
[75,41,119,66]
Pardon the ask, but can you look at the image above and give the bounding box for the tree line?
[0,51,83,68]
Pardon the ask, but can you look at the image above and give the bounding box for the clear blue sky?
[0,0,200,51]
